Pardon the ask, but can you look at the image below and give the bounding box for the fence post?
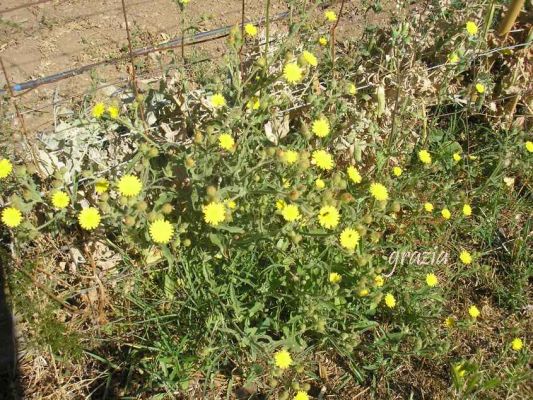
[0,57,42,174]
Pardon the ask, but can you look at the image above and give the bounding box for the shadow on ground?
[0,253,23,400]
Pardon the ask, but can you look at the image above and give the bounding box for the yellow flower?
[468,305,480,319]
[244,23,258,37]
[347,166,362,183]
[525,141,533,153]
[441,208,451,220]
[95,179,109,194]
[203,202,226,226]
[218,133,235,151]
[393,166,403,177]
[300,50,318,67]
[418,150,432,164]
[463,204,472,217]
[329,272,342,284]
[511,338,523,351]
[247,97,260,110]
[294,391,309,400]
[107,105,119,119]
[318,205,339,229]
[0,159,13,179]
[444,316,455,328]
[149,219,174,244]
[282,204,301,222]
[312,117,330,137]
[348,83,357,95]
[453,363,466,378]
[276,199,286,210]
[78,207,101,230]
[117,175,142,197]
[369,183,388,201]
[358,288,369,297]
[51,191,70,209]
[339,228,360,250]
[374,275,384,287]
[226,200,237,209]
[312,150,334,171]
[299,50,318,67]
[453,152,462,162]
[459,250,472,265]
[424,202,434,212]
[466,21,478,36]
[475,83,485,94]
[315,178,325,189]
[283,62,303,84]
[324,10,337,22]
[210,93,226,108]
[448,52,460,63]
[318,36,328,46]
[274,349,292,369]
[1,207,22,228]
[92,102,105,118]
[426,273,438,287]
[283,150,299,164]
[384,293,396,308]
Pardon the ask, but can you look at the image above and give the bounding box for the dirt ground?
[0,0,395,132]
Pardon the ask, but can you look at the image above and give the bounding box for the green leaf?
[164,274,175,299]
[216,225,245,234]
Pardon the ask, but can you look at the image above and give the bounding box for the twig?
[12,261,77,312]
[239,0,246,76]
[330,0,346,69]
[0,56,43,175]
[265,0,271,71]
[120,0,150,140]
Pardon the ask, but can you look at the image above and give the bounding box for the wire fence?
[1,0,531,149]
[0,0,298,138]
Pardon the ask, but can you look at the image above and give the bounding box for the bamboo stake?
[497,0,525,36]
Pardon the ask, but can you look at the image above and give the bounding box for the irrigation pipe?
[0,11,289,97]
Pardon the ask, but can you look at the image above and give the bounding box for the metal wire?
[6,34,284,123]
[0,10,290,96]
[0,0,55,15]
[6,32,530,125]
[4,0,531,170]
[275,40,532,116]
[31,41,279,147]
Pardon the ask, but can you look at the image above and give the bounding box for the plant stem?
[265,0,271,69]
[330,0,346,69]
